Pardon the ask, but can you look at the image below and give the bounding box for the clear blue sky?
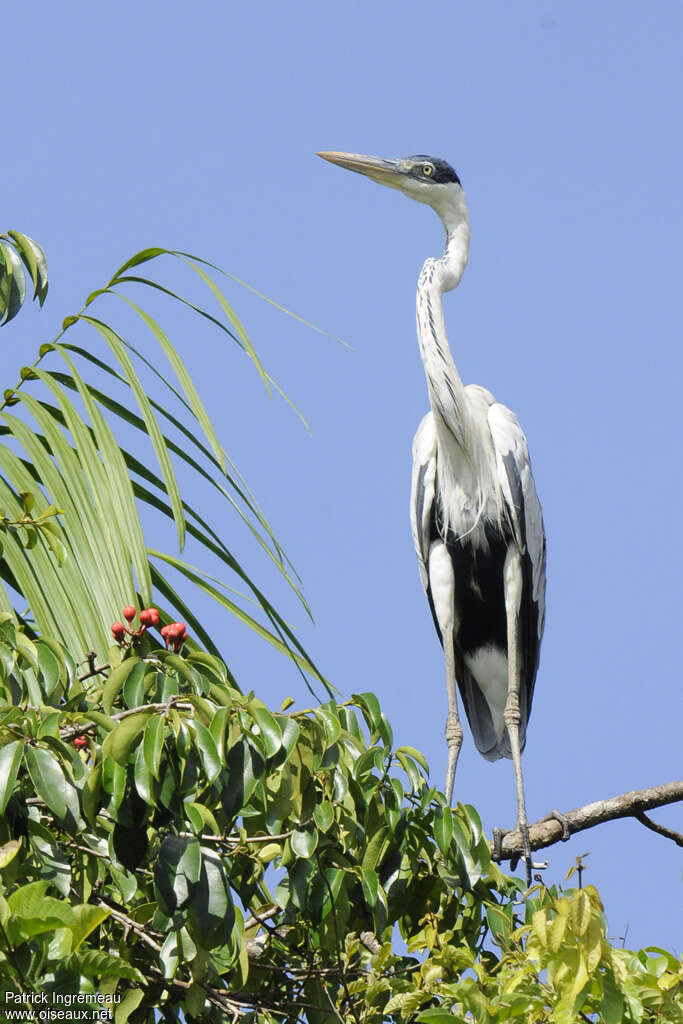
[6,2,682,953]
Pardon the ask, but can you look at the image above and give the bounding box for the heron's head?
[317,151,464,223]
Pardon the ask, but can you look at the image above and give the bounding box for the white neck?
[415,190,498,537]
[415,190,471,446]
[434,189,471,291]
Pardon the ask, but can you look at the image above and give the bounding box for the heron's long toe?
[491,826,508,863]
[548,809,571,841]
[491,824,533,885]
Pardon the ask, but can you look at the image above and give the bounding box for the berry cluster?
[110,605,188,652]
[161,621,188,652]
[73,735,88,751]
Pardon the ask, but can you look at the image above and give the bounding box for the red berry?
[148,608,160,627]
[171,622,188,652]
[160,624,172,638]
[73,736,88,750]
[111,622,126,642]
[139,609,153,627]
[123,606,136,623]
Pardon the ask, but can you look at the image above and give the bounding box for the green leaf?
[208,705,229,762]
[313,800,334,833]
[570,889,592,937]
[133,740,156,807]
[250,701,283,758]
[187,718,221,782]
[143,713,166,779]
[189,850,235,947]
[122,659,150,709]
[315,705,342,749]
[101,711,153,765]
[82,763,102,824]
[0,239,26,324]
[362,827,390,872]
[159,930,180,979]
[352,691,383,733]
[434,805,454,855]
[417,1012,462,1024]
[291,825,318,859]
[69,905,112,951]
[68,947,145,982]
[6,881,76,943]
[396,750,422,793]
[394,744,430,774]
[102,658,142,715]
[185,983,206,1018]
[0,838,22,868]
[155,835,202,915]
[0,740,23,814]
[361,867,379,909]
[601,970,625,1024]
[6,230,48,305]
[184,800,220,836]
[221,738,265,817]
[36,638,61,698]
[24,745,69,820]
[115,989,144,1024]
[485,902,513,944]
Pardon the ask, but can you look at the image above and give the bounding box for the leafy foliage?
[0,232,48,325]
[1,617,682,1022]
[0,235,681,1022]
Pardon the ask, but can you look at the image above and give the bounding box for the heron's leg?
[443,625,463,805]
[503,549,532,885]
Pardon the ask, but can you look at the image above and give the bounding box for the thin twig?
[76,651,109,682]
[177,829,293,847]
[60,698,194,740]
[634,812,683,847]
[93,896,162,953]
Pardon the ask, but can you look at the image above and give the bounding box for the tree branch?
[492,780,683,862]
[634,811,683,847]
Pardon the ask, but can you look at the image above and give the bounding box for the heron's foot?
[492,827,507,863]
[492,824,533,885]
[548,809,571,841]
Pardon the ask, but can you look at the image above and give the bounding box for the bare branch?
[492,780,683,862]
[634,811,683,847]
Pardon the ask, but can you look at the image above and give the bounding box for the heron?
[318,151,546,881]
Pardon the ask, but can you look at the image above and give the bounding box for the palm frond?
[0,245,332,697]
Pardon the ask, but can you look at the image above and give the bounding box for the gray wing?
[487,401,547,719]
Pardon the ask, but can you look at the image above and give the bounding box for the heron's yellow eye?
[423,164,434,177]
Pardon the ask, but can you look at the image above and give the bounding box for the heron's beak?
[317,151,410,188]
